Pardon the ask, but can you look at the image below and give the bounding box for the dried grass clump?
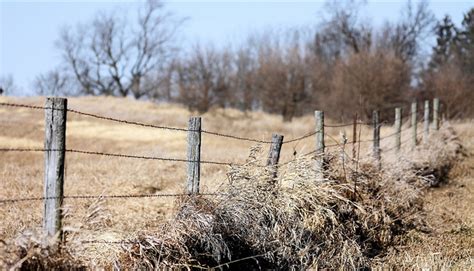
[0,197,111,270]
[0,231,82,270]
[118,125,463,270]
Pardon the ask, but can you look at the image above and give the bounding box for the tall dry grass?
[0,96,468,269]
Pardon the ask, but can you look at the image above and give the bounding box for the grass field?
[0,96,472,269]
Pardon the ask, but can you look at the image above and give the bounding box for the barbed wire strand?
[201,129,273,144]
[283,130,318,144]
[324,121,371,128]
[0,148,233,166]
[383,130,424,152]
[0,192,223,204]
[0,102,46,111]
[324,110,416,129]
[68,108,191,133]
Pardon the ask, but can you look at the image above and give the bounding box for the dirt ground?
[373,121,473,269]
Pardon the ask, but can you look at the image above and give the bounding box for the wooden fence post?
[352,113,357,160]
[424,100,430,143]
[433,98,440,130]
[43,97,67,239]
[372,110,381,169]
[266,133,284,180]
[187,117,201,194]
[411,102,417,149]
[395,107,402,152]
[315,111,324,174]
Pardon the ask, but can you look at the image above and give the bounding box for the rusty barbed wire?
[324,121,371,128]
[0,192,224,204]
[0,102,46,110]
[283,130,318,144]
[0,148,234,166]
[201,129,273,144]
[324,125,412,149]
[67,108,191,133]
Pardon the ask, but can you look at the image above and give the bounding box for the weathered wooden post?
[352,113,357,160]
[411,102,417,149]
[315,111,325,175]
[395,107,402,152]
[266,133,284,180]
[423,100,430,143]
[187,117,201,194]
[372,110,381,169]
[433,98,440,130]
[43,97,67,240]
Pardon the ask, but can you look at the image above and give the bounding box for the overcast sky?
[1,0,472,95]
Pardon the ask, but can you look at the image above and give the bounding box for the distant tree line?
[8,0,471,120]
[421,9,474,118]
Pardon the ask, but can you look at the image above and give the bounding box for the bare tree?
[0,74,19,95]
[232,44,258,111]
[378,0,435,63]
[174,45,232,112]
[33,69,75,96]
[315,0,372,60]
[56,0,181,99]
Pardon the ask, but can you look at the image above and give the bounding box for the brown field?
[0,96,472,269]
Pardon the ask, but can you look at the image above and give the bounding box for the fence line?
[0,97,444,244]
[280,128,418,167]
[0,112,428,169]
[0,101,414,145]
[323,109,414,129]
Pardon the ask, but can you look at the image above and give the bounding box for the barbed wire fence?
[0,98,442,245]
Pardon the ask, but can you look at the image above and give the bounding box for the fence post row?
[315,110,325,176]
[395,107,402,152]
[266,133,284,181]
[423,100,430,143]
[187,117,201,194]
[43,97,67,240]
[372,110,381,169]
[433,98,440,130]
[411,102,417,149]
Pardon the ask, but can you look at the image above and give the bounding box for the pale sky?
[0,0,473,95]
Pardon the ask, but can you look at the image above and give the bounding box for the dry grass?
[0,96,471,269]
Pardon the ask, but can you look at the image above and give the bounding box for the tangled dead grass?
[112,124,463,270]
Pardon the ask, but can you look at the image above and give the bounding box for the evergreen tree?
[454,8,474,74]
[429,15,456,70]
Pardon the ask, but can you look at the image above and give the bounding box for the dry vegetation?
[0,96,472,269]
